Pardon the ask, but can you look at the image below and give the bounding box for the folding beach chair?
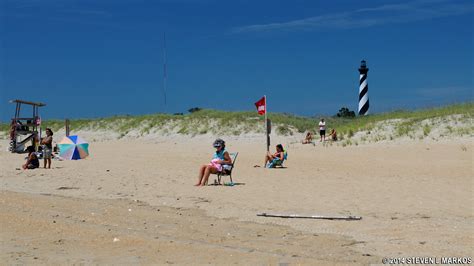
[267,150,288,168]
[217,152,238,184]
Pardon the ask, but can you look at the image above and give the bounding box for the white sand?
[1,135,473,264]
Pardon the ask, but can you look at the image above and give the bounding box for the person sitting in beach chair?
[302,131,313,144]
[328,128,338,141]
[195,139,232,186]
[22,146,39,170]
[216,152,238,185]
[265,144,287,168]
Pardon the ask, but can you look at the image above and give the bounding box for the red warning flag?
[254,96,266,115]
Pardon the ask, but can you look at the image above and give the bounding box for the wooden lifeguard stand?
[9,99,46,153]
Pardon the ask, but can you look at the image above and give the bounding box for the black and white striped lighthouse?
[358,60,369,115]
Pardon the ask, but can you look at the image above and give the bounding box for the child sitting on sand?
[195,139,232,186]
[22,146,39,170]
[328,129,338,141]
[302,132,313,144]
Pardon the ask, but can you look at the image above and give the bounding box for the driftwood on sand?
[257,212,362,221]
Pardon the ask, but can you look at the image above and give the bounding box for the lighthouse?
[358,60,369,115]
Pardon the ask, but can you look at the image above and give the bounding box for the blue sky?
[1,0,473,121]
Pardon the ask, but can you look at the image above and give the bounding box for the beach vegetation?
[348,129,355,138]
[336,107,356,118]
[423,124,431,136]
[276,125,292,136]
[1,102,472,140]
[446,125,453,133]
[188,107,202,113]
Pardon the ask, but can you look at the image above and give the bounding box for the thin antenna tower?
[162,32,167,110]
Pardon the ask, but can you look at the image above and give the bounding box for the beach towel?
[208,158,223,172]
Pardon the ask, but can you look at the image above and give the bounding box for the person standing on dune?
[319,118,326,142]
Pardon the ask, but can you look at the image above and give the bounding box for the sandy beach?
[1,136,473,264]
[2,0,473,263]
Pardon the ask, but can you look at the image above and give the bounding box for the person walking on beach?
[41,128,53,169]
[319,118,326,142]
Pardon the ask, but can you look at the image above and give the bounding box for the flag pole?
[265,95,269,152]
[162,32,167,111]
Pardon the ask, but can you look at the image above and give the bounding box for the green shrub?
[396,121,413,137]
[348,129,354,138]
[276,125,292,136]
[423,124,431,136]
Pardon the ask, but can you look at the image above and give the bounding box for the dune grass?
[331,102,473,138]
[1,102,472,137]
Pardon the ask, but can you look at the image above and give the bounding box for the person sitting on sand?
[328,128,338,141]
[302,131,313,144]
[22,146,39,170]
[41,128,53,169]
[264,144,284,168]
[195,139,232,186]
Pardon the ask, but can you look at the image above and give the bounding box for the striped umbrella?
[58,135,89,160]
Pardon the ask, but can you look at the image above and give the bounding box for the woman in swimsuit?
[264,144,284,168]
[41,128,53,169]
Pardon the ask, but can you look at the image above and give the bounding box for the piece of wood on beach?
[257,212,362,221]
[56,186,80,190]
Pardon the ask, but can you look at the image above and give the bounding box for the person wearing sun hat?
[195,139,232,186]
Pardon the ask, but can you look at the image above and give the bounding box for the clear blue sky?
[1,0,473,121]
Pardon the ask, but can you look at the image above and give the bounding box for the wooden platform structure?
[9,99,46,153]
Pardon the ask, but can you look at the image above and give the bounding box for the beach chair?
[217,152,238,184]
[267,150,288,168]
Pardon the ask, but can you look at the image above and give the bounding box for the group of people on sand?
[196,118,339,186]
[303,118,337,144]
[22,128,54,170]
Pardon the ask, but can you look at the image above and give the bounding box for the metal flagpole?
[163,32,168,111]
[265,95,269,151]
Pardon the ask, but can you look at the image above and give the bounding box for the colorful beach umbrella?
[58,135,89,160]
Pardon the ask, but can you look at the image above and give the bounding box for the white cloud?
[233,0,474,33]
